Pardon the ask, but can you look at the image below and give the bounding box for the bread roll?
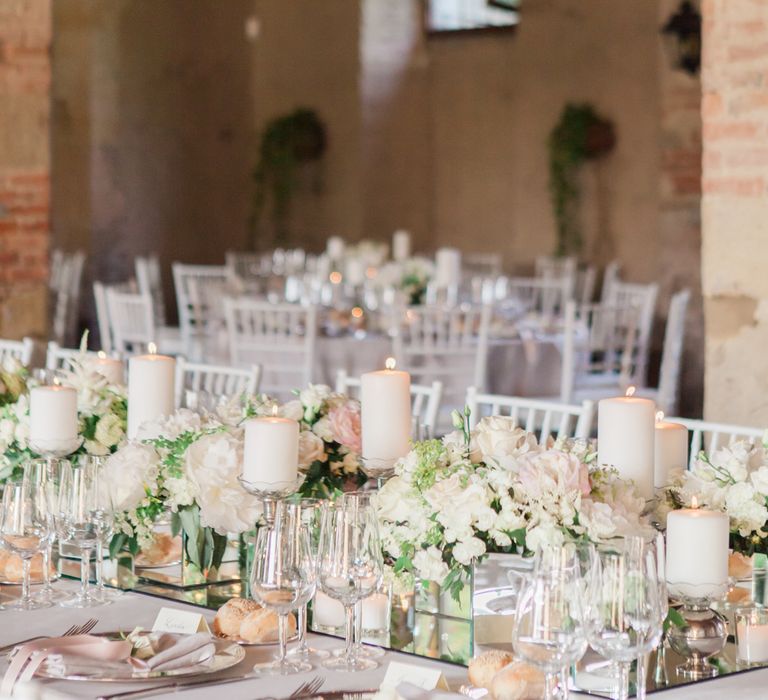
[490,661,546,700]
[239,608,297,643]
[468,649,515,690]
[729,552,752,580]
[213,597,262,638]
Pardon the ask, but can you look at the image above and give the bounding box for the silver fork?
[0,617,99,655]
[290,676,325,698]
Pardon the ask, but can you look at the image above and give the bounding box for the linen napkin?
[128,633,216,672]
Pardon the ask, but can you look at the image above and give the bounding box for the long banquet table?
[3,582,768,700]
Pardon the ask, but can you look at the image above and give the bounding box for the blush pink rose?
[328,401,362,454]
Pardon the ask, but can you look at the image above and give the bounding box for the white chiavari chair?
[465,386,595,441]
[576,265,597,306]
[559,300,641,404]
[600,259,622,303]
[535,255,577,299]
[136,254,167,327]
[335,369,443,436]
[631,289,690,416]
[174,358,261,408]
[51,250,85,346]
[464,253,502,278]
[172,263,236,361]
[45,341,114,371]
[603,280,658,386]
[93,281,113,354]
[224,298,317,400]
[0,337,34,366]
[504,276,572,317]
[392,304,491,420]
[669,416,765,469]
[105,288,156,355]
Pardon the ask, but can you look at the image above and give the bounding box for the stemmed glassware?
[512,542,591,699]
[57,460,115,608]
[317,498,383,671]
[250,502,317,676]
[0,479,53,610]
[587,537,664,700]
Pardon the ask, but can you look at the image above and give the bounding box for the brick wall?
[0,0,51,338]
[702,0,768,424]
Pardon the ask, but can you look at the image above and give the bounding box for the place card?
[152,607,211,635]
[381,661,450,691]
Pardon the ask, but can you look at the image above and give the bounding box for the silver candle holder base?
[238,474,306,526]
[360,457,398,487]
[667,597,728,679]
[30,437,83,460]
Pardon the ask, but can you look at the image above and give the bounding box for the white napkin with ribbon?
[128,633,216,672]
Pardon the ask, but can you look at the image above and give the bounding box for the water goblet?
[318,499,383,671]
[250,502,317,676]
[0,480,53,610]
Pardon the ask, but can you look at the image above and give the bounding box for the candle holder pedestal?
[238,474,306,526]
[667,594,728,679]
[360,457,398,488]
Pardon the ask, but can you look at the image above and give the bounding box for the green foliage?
[548,103,615,256]
[251,108,326,248]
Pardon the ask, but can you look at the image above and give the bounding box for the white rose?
[299,384,332,418]
[137,409,203,441]
[453,536,486,566]
[751,466,768,496]
[525,521,565,553]
[377,477,415,522]
[312,416,334,442]
[413,546,449,584]
[280,400,304,422]
[471,416,540,470]
[95,413,125,449]
[0,418,16,443]
[298,430,326,468]
[104,442,160,511]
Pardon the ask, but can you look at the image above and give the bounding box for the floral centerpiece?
[378,257,435,306]
[0,347,127,483]
[661,435,768,556]
[377,412,646,600]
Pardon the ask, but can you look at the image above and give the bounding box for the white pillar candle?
[361,591,390,631]
[88,352,124,385]
[665,502,729,599]
[345,257,365,286]
[435,247,462,287]
[392,230,411,262]
[312,590,346,628]
[242,414,299,487]
[737,618,768,663]
[29,385,78,445]
[361,358,411,461]
[654,412,688,488]
[127,350,175,439]
[597,391,656,499]
[327,236,345,260]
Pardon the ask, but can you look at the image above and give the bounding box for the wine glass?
[512,543,590,699]
[317,499,383,671]
[250,502,317,676]
[57,461,111,608]
[587,538,662,700]
[0,480,53,610]
[283,498,329,662]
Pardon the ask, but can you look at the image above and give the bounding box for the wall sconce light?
[661,1,701,76]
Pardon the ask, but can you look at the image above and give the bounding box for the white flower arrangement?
[377,412,646,599]
[661,434,768,556]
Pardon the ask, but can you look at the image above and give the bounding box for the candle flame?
[329,271,342,285]
[385,357,396,370]
[97,350,106,359]
[625,386,636,397]
[656,410,664,423]
[148,342,157,355]
[351,306,364,319]
[53,377,60,386]
[272,405,279,417]
[365,266,377,279]
[691,496,699,509]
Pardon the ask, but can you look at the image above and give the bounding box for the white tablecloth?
[3,583,768,699]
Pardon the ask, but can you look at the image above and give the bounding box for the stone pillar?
[702,0,768,425]
[0,0,51,338]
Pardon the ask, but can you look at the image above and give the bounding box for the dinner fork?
[290,676,324,698]
[0,617,98,655]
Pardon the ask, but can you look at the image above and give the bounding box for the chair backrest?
[224,297,317,399]
[105,288,156,354]
[600,259,622,303]
[174,358,261,408]
[576,265,597,306]
[172,263,232,360]
[0,337,34,366]
[535,255,577,296]
[225,251,266,280]
[670,416,765,469]
[136,254,166,327]
[93,281,113,354]
[604,280,658,386]
[46,341,97,371]
[392,304,491,412]
[464,252,502,278]
[51,250,85,345]
[504,276,572,317]
[560,300,641,403]
[655,289,691,416]
[335,369,443,435]
[465,386,595,442]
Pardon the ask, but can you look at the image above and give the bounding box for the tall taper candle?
[361,358,411,461]
[242,413,299,487]
[30,385,78,444]
[127,348,175,439]
[597,390,655,499]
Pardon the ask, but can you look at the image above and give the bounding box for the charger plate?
[34,631,245,682]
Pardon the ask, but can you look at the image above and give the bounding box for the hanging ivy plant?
[251,108,326,248]
[548,103,615,256]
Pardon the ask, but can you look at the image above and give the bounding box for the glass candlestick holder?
[360,457,398,489]
[238,474,306,526]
